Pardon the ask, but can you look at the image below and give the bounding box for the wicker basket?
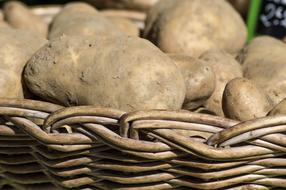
[0,98,285,190]
[30,6,146,29]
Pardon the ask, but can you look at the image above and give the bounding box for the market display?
[1,0,286,189]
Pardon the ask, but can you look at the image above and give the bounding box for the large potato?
[49,2,122,40]
[239,36,286,105]
[200,50,243,116]
[0,28,46,98]
[169,54,215,110]
[24,35,186,112]
[143,0,247,57]
[3,1,48,37]
[223,78,273,121]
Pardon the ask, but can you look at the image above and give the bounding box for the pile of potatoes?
[1,0,286,121]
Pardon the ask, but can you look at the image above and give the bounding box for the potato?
[169,54,215,110]
[85,0,158,11]
[0,28,46,98]
[199,50,243,116]
[24,35,186,112]
[239,36,286,105]
[223,78,273,121]
[49,2,122,40]
[3,1,48,37]
[268,98,286,116]
[143,0,247,57]
[108,17,139,36]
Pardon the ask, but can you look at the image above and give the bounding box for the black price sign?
[257,0,286,38]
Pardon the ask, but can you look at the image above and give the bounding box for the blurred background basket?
[0,98,285,190]
[29,4,146,31]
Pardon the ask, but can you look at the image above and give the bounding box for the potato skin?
[24,35,186,111]
[144,0,247,57]
[49,2,122,40]
[239,36,286,105]
[0,28,46,98]
[169,54,215,110]
[223,78,273,121]
[3,1,48,37]
[199,50,243,116]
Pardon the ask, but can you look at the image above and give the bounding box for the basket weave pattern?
[0,99,285,190]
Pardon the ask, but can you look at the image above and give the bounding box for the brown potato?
[49,2,122,40]
[268,98,286,116]
[239,36,286,105]
[0,28,46,98]
[200,50,243,116]
[24,35,186,112]
[169,54,215,110]
[3,1,48,37]
[108,17,139,36]
[223,78,273,121]
[143,0,247,57]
